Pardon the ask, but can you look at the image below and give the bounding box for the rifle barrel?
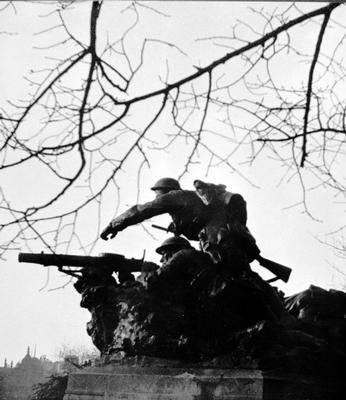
[151,224,169,232]
[256,255,291,283]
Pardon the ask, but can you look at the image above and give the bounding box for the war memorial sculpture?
[19,178,346,399]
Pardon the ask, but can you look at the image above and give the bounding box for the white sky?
[0,1,345,364]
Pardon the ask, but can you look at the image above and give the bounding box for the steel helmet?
[151,177,181,191]
[155,236,192,254]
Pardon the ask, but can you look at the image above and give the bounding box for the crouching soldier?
[144,236,212,304]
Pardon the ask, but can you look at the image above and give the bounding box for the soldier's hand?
[142,261,159,273]
[100,225,118,240]
[144,271,158,290]
[167,222,176,234]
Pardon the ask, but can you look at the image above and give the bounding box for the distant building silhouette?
[0,346,63,400]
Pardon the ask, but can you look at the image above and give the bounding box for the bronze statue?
[100,177,290,283]
[100,177,249,273]
[16,176,346,378]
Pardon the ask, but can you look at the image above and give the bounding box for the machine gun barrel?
[18,252,143,272]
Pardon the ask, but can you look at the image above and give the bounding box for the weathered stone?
[63,364,345,400]
[64,366,263,400]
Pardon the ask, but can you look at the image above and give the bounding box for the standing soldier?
[100,177,208,242]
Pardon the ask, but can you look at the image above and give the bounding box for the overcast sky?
[1,1,345,364]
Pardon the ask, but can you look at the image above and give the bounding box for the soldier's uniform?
[145,239,215,339]
[146,247,212,303]
[101,189,208,241]
[193,180,287,319]
[194,180,259,275]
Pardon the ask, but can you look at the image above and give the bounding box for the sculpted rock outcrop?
[73,254,346,375]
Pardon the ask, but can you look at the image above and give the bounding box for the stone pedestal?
[64,365,345,400]
[64,367,263,400]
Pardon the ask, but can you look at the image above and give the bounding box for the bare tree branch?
[301,9,332,167]
[0,0,345,260]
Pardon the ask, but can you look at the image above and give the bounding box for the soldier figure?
[101,177,208,241]
[193,179,259,274]
[145,236,212,301]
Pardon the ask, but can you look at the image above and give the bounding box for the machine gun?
[18,252,157,283]
[151,224,291,283]
[18,252,145,270]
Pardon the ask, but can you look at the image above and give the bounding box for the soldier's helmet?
[151,177,181,191]
[156,236,192,254]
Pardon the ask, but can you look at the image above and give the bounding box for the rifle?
[18,252,146,274]
[256,255,291,283]
[151,224,291,283]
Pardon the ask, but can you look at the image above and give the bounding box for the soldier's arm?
[100,193,180,240]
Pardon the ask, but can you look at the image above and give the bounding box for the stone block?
[64,367,263,400]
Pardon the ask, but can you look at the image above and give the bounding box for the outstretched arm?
[100,193,179,240]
